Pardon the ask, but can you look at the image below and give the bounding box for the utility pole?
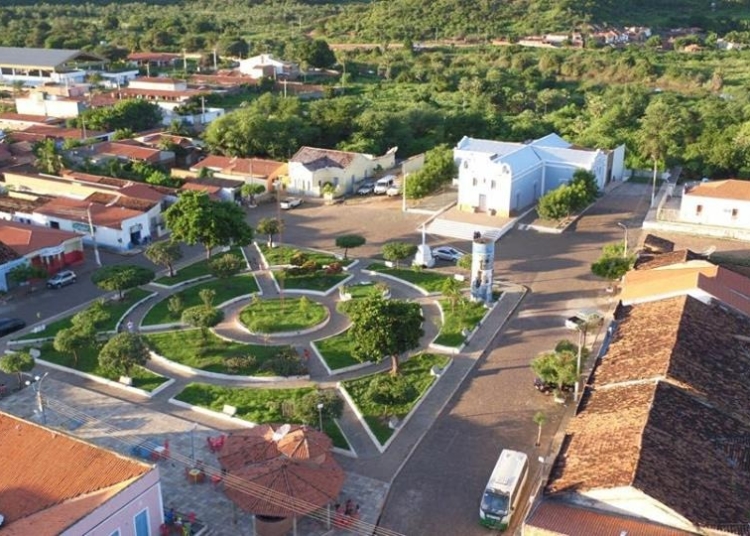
[213,48,218,72]
[87,203,102,267]
[617,222,628,257]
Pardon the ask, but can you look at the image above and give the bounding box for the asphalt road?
[377,182,654,536]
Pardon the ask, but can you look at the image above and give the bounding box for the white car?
[386,185,401,197]
[280,198,302,210]
[373,175,396,195]
[46,270,77,289]
[432,246,465,262]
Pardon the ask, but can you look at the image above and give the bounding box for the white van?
[374,175,396,194]
[479,449,528,530]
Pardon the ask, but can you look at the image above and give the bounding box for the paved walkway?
[1,242,526,535]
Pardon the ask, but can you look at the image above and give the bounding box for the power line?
[40,396,404,536]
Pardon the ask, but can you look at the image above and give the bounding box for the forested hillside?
[1,0,750,53]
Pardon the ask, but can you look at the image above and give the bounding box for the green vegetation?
[142,274,258,326]
[38,343,167,392]
[434,299,488,347]
[537,170,599,221]
[368,263,457,293]
[239,297,328,333]
[342,353,450,444]
[315,330,359,370]
[15,289,151,341]
[280,272,349,292]
[259,244,341,267]
[174,383,349,450]
[404,145,456,199]
[154,247,244,285]
[591,243,637,281]
[91,265,155,300]
[143,329,292,375]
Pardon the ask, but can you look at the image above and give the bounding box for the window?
[696,205,703,216]
[472,178,478,186]
[732,208,739,219]
[134,509,149,536]
[49,221,60,229]
[490,180,496,189]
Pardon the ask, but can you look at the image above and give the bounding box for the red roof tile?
[0,412,150,530]
[36,196,144,229]
[0,220,80,256]
[684,179,750,202]
[290,146,358,170]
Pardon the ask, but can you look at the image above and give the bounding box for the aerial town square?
[0,1,750,535]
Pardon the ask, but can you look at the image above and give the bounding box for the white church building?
[454,133,625,217]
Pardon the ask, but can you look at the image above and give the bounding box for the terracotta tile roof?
[61,170,128,188]
[0,113,59,125]
[24,125,108,140]
[548,296,750,527]
[115,88,204,99]
[0,412,150,530]
[684,179,750,202]
[118,182,173,202]
[0,195,49,214]
[526,499,696,535]
[0,240,21,263]
[127,52,181,62]
[634,249,702,270]
[36,196,144,229]
[0,220,80,256]
[85,192,156,212]
[621,262,750,317]
[192,156,284,179]
[94,141,162,163]
[180,182,222,195]
[138,133,198,149]
[290,146,358,170]
[642,234,675,254]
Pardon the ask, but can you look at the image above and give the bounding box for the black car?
[0,317,26,337]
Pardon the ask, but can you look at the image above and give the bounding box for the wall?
[0,257,29,291]
[62,468,164,536]
[129,79,187,91]
[3,171,108,199]
[679,194,750,228]
[36,210,151,250]
[16,96,82,118]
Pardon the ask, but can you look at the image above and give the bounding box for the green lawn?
[38,343,168,392]
[315,329,362,370]
[433,299,489,347]
[174,382,350,450]
[342,353,450,444]
[15,288,152,341]
[154,247,244,285]
[280,272,349,292]
[368,263,457,293]
[239,298,328,333]
[345,282,382,299]
[259,244,343,267]
[143,329,289,375]
[142,274,258,326]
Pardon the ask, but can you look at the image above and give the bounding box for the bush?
[226,355,257,373]
[365,375,417,405]
[260,348,308,376]
[290,252,309,266]
[209,253,244,279]
[167,295,184,318]
[292,389,344,424]
[537,169,598,221]
[325,262,343,274]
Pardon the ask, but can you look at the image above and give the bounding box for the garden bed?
[315,330,360,370]
[142,274,258,326]
[38,343,168,392]
[143,329,292,376]
[280,272,349,292]
[433,299,488,347]
[154,247,244,285]
[15,288,152,341]
[174,382,349,449]
[239,297,328,333]
[367,263,457,293]
[342,353,450,444]
[259,244,348,267]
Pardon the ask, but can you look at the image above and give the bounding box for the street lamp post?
[25,372,49,425]
[617,222,628,258]
[317,403,324,432]
[574,326,584,403]
[86,203,102,267]
[190,423,198,465]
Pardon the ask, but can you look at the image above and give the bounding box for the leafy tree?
[164,191,254,258]
[256,218,283,247]
[348,296,424,375]
[8,264,47,286]
[335,234,366,260]
[457,254,473,271]
[76,99,162,132]
[33,139,65,174]
[54,325,95,366]
[208,253,244,279]
[294,38,336,69]
[531,349,577,391]
[98,332,150,376]
[533,411,546,447]
[240,183,265,205]
[167,295,184,319]
[591,243,636,281]
[72,300,110,330]
[0,351,35,388]
[382,242,417,269]
[199,288,216,308]
[91,265,155,300]
[182,305,223,340]
[144,240,183,278]
[404,145,456,199]
[292,389,344,425]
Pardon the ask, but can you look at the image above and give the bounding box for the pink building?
[0,411,164,535]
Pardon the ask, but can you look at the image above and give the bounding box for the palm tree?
[533,411,547,447]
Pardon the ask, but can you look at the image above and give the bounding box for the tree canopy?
[382,242,417,268]
[144,240,183,277]
[75,99,162,132]
[0,351,35,388]
[98,332,150,376]
[164,191,254,258]
[347,296,424,374]
[335,234,366,259]
[91,265,155,299]
[256,218,283,247]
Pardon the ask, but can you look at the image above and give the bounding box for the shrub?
[290,252,309,266]
[260,348,308,376]
[226,355,257,373]
[365,375,417,405]
[167,295,184,318]
[209,253,244,279]
[325,262,343,274]
[292,389,344,424]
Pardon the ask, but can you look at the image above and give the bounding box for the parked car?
[0,317,26,337]
[46,270,77,289]
[386,185,401,197]
[432,246,465,262]
[279,198,302,210]
[373,175,396,194]
[357,181,375,195]
[533,377,574,394]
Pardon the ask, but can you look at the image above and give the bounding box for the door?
[478,194,487,212]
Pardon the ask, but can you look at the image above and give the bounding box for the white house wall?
[610,145,626,181]
[679,194,750,228]
[288,153,384,196]
[33,211,152,250]
[16,97,82,118]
